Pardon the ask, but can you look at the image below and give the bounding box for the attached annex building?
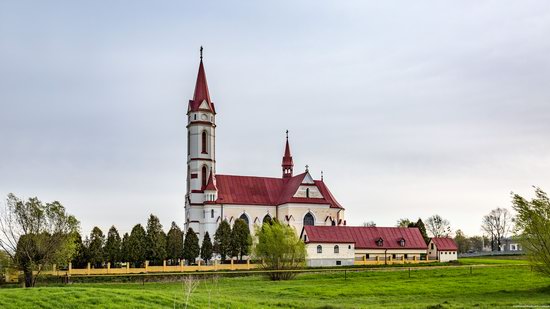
[301,226,428,267]
[184,54,345,242]
[428,238,458,262]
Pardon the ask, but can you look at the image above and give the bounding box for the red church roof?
[303,226,427,249]
[431,238,458,251]
[207,172,343,209]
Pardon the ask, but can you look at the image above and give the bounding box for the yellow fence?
[38,259,258,277]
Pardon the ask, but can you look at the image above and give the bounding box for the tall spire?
[189,46,215,113]
[282,130,294,178]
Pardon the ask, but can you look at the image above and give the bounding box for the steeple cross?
[200,46,203,60]
[305,165,309,172]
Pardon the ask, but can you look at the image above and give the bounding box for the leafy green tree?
[71,232,88,268]
[128,224,147,267]
[512,187,550,276]
[253,220,306,280]
[183,228,200,264]
[200,232,213,264]
[145,214,166,264]
[0,194,79,287]
[166,222,184,264]
[454,229,471,253]
[120,232,130,263]
[214,220,231,261]
[104,225,121,265]
[397,218,412,227]
[230,219,252,260]
[408,219,430,244]
[88,227,105,267]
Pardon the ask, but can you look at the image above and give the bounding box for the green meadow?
[1,258,549,308]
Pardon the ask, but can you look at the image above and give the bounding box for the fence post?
[163,260,166,272]
[413,256,417,263]
[52,264,57,276]
[107,262,110,274]
[247,258,250,270]
[126,262,129,274]
[145,260,149,273]
[426,255,429,262]
[402,256,405,264]
[87,262,91,275]
[180,259,184,272]
[230,259,234,270]
[68,262,72,276]
[376,256,379,265]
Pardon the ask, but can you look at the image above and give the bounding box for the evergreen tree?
[145,214,167,264]
[121,232,130,263]
[200,231,213,264]
[182,228,200,264]
[88,226,105,267]
[128,224,147,267]
[71,232,88,268]
[230,219,252,261]
[166,222,184,264]
[214,220,231,261]
[104,225,121,265]
[408,218,430,245]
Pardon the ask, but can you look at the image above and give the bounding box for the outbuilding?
[428,238,458,262]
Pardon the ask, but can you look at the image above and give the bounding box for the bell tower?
[282,130,294,178]
[185,47,216,234]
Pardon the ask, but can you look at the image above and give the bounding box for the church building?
[184,52,346,241]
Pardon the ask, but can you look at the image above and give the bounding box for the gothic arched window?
[239,213,249,226]
[201,131,208,154]
[334,245,339,254]
[317,245,322,254]
[262,215,273,225]
[303,212,314,226]
[202,165,208,188]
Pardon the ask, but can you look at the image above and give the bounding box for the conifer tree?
[166,222,184,264]
[121,232,130,263]
[182,228,200,264]
[200,232,213,264]
[71,232,88,268]
[145,214,166,264]
[214,220,231,261]
[230,219,252,261]
[88,226,105,267]
[408,218,430,245]
[104,225,121,265]
[128,224,147,267]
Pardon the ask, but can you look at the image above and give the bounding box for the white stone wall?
[438,251,457,262]
[305,242,355,267]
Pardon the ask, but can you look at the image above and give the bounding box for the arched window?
[399,238,406,247]
[317,245,322,254]
[201,131,208,154]
[262,215,273,225]
[303,212,314,226]
[306,188,310,198]
[334,245,339,254]
[239,213,249,225]
[211,209,214,218]
[202,166,208,188]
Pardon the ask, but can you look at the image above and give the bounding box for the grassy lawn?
[1,264,549,308]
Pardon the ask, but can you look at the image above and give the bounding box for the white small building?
[301,226,428,267]
[428,238,458,262]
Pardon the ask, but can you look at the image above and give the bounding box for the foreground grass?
[1,265,549,308]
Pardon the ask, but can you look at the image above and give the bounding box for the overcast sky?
[1,1,549,236]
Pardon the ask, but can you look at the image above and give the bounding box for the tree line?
[72,215,253,268]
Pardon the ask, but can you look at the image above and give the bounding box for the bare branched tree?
[425,215,451,238]
[481,207,513,251]
[182,275,200,309]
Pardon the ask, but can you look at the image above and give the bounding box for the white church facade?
[184,53,346,241]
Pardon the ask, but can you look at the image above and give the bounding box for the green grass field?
[1,262,549,308]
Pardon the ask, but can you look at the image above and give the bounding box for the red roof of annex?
[431,237,458,251]
[302,226,427,249]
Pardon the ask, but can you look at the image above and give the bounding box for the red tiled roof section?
[204,172,217,191]
[213,173,343,209]
[304,226,427,249]
[189,60,216,113]
[432,238,458,251]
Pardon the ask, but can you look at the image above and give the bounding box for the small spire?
[282,131,294,178]
[200,46,203,60]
